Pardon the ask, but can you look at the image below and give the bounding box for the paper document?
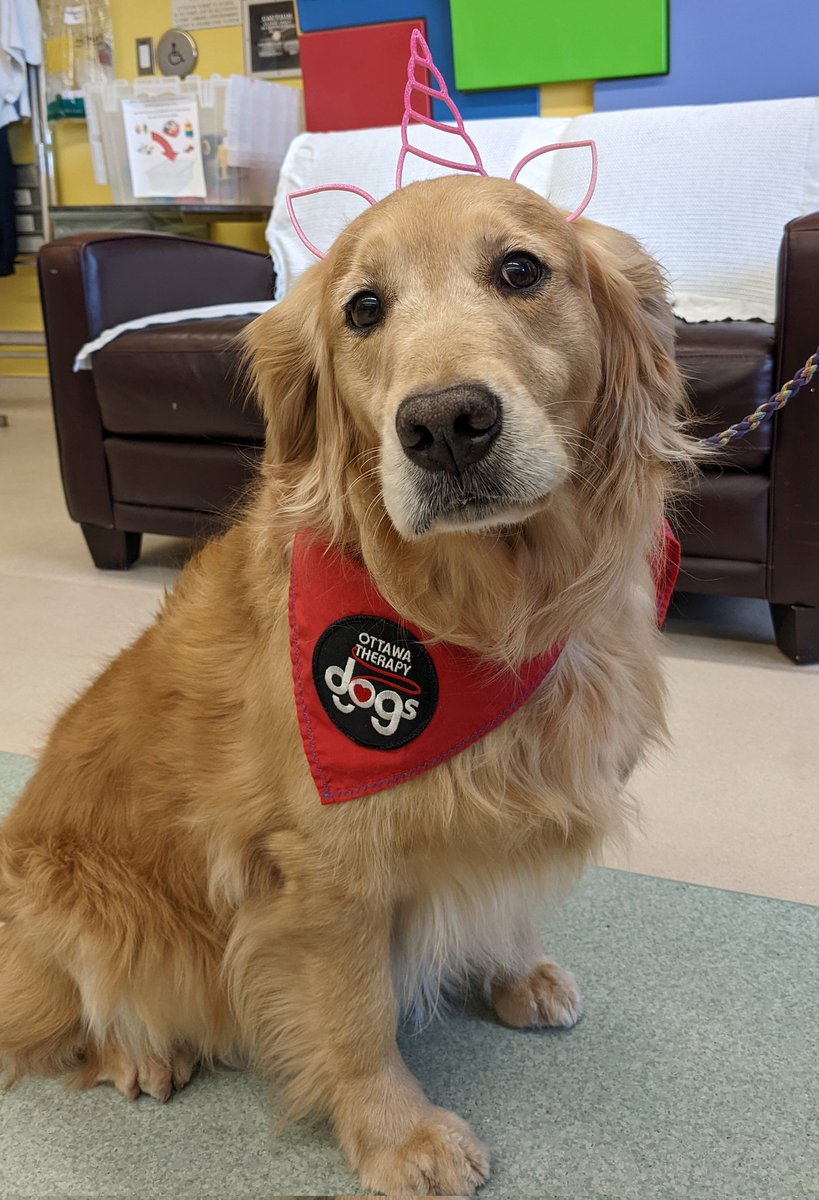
[122,96,207,200]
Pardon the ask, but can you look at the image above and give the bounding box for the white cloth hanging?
[0,0,42,128]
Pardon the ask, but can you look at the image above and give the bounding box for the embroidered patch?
[312,615,439,750]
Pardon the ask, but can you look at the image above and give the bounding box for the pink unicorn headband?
[287,28,598,260]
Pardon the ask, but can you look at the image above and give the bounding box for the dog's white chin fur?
[427,497,547,536]
[383,478,566,541]
[379,398,571,541]
[380,445,569,540]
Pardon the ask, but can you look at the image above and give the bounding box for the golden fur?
[0,176,698,1195]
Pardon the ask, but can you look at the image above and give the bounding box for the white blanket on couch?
[267,97,819,324]
[74,95,819,369]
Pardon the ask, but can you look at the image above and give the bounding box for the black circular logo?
[312,615,439,750]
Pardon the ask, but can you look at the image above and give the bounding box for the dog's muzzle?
[395,384,502,475]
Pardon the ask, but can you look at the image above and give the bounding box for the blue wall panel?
[596,0,819,110]
[296,0,541,120]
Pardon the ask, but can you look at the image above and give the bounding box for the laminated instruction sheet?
[122,96,207,199]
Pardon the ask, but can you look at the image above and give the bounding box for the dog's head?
[249,175,691,548]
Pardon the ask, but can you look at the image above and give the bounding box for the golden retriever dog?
[0,175,697,1195]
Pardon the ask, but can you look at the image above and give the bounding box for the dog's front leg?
[229,886,488,1196]
[490,917,584,1030]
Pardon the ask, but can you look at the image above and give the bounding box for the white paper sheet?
[122,96,207,200]
[171,0,241,29]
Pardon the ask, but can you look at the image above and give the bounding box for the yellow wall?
[540,80,594,117]
[1,0,278,372]
[111,0,245,78]
[110,0,308,78]
[3,131,45,368]
[52,0,247,204]
[53,0,300,248]
[8,122,34,165]
[0,267,48,376]
[53,122,113,205]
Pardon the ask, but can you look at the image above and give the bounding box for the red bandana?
[289,525,680,804]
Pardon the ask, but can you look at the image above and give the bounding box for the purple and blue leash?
[706,346,818,446]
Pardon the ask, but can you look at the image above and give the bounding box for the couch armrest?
[37,232,274,531]
[38,237,113,528]
[769,212,819,605]
[40,231,274,336]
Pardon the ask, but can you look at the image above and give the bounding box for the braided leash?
[706,345,819,446]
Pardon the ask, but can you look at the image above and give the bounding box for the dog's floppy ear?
[573,221,700,510]
[242,264,362,541]
[243,266,324,470]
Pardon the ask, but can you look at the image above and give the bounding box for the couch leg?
[81,524,142,570]
[770,604,819,665]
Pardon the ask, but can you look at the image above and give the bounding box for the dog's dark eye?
[499,252,545,291]
[346,291,383,331]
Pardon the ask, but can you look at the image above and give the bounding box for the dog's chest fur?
[355,617,662,1018]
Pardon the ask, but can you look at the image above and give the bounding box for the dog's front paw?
[358,1107,489,1197]
[492,959,583,1029]
[76,1042,198,1102]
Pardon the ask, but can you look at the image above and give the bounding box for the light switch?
[136,37,155,75]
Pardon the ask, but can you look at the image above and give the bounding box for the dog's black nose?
[395,384,502,474]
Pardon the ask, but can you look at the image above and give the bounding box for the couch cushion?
[93,314,776,475]
[104,438,263,514]
[92,317,266,441]
[675,319,775,470]
[677,473,770,564]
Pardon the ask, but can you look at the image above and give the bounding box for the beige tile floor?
[1,393,818,905]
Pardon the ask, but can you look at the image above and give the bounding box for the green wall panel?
[450,0,669,89]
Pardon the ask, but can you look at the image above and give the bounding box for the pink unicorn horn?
[395,28,488,190]
[286,27,599,261]
[395,29,597,223]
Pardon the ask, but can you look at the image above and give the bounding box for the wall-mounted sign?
[243,0,300,79]
[171,0,241,29]
[157,28,199,78]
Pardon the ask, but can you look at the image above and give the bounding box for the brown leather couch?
[38,220,819,663]
[38,232,272,567]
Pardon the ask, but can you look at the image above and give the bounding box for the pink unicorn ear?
[286,184,378,260]
[510,140,599,224]
[395,28,488,190]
